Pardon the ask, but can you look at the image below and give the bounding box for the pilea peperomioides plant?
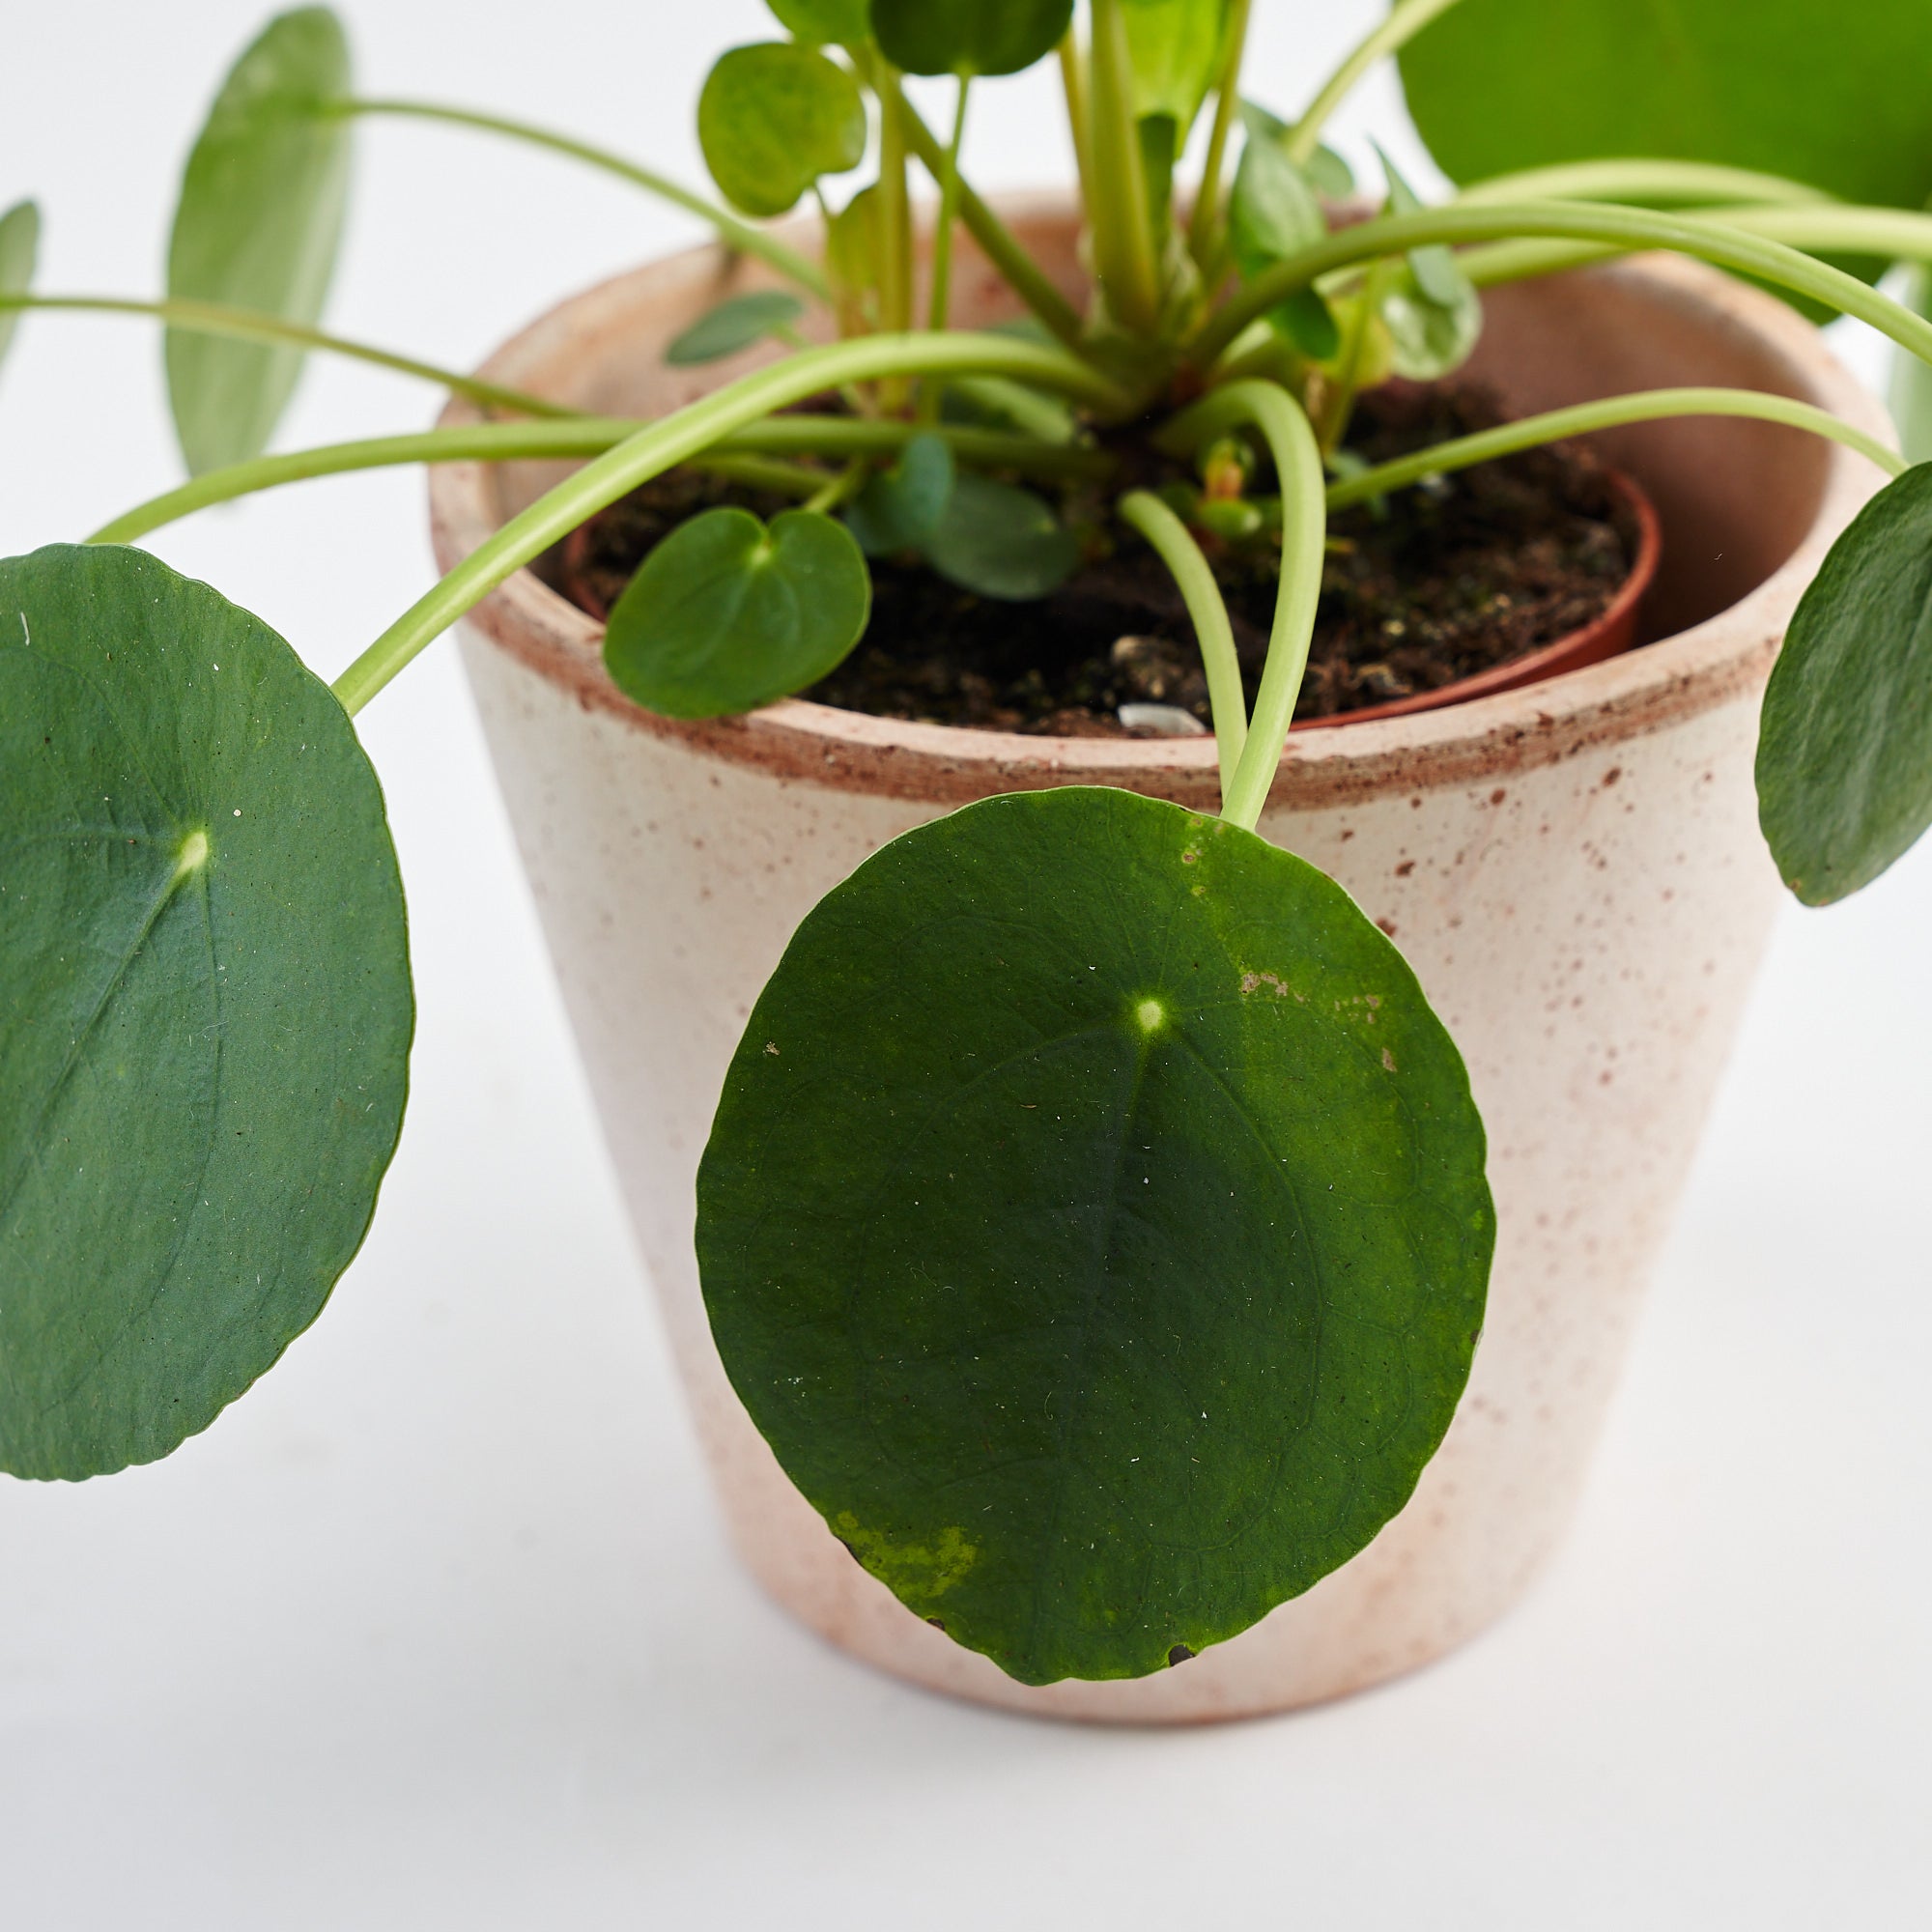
[6,0,1932,1686]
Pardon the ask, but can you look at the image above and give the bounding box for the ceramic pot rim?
[430,211,1889,811]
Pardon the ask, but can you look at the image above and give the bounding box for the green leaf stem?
[166,6,354,475]
[698,785,1492,1684]
[0,544,412,1479]
[1189,200,1932,370]
[1891,267,1932,466]
[331,330,1130,717]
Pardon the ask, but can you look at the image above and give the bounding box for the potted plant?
[5,0,1931,1722]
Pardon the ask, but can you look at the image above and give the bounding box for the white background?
[3,4,1929,1925]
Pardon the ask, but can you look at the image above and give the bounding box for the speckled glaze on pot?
[432,200,1889,1722]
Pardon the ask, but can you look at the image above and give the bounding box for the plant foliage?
[699,788,1492,1683]
[11,0,1932,1693]
[165,6,353,475]
[0,545,411,1478]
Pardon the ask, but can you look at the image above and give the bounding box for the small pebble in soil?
[1119,701,1209,737]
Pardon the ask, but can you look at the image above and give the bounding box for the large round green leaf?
[0,544,412,1479]
[697,43,867,218]
[1757,465,1932,904]
[0,199,40,382]
[871,0,1074,78]
[603,506,871,718]
[698,786,1493,1685]
[1400,1,1932,212]
[166,6,353,477]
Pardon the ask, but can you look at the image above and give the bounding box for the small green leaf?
[0,544,412,1480]
[1304,142,1355,200]
[1756,465,1932,904]
[1889,268,1932,466]
[843,433,955,555]
[166,6,354,476]
[698,786,1492,1685]
[871,0,1074,78]
[0,199,40,380]
[698,43,867,219]
[1227,140,1336,358]
[603,506,870,718]
[825,185,882,298]
[1229,137,1325,274]
[1238,97,1288,141]
[923,472,1081,601]
[1363,144,1480,382]
[1374,143,1462,309]
[1378,261,1482,381]
[1276,286,1341,361]
[665,291,804,367]
[1237,100,1352,197]
[767,0,870,44]
[1122,0,1233,136]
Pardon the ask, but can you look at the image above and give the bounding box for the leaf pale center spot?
[173,828,211,880]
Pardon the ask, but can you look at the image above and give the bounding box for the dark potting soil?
[546,380,1640,735]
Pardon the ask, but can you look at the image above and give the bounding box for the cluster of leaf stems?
[5,0,1929,831]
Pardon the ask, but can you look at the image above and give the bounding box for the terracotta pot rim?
[430,214,1889,810]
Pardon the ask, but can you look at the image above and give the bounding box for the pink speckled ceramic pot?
[431,200,1888,1722]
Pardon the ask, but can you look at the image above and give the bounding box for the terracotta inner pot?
[1305,468,1662,729]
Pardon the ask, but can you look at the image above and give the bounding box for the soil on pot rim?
[546,380,1643,736]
